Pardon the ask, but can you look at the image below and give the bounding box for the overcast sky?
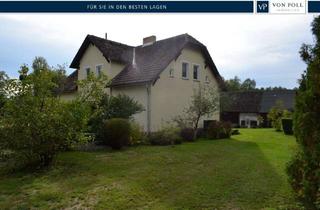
[0,14,316,88]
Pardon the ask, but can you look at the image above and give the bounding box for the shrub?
[180,128,195,142]
[207,121,232,140]
[231,129,240,135]
[282,118,293,135]
[90,94,144,142]
[103,118,131,150]
[129,121,145,145]
[196,128,206,139]
[149,127,182,146]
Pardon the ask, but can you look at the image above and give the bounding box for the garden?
[0,16,320,210]
[0,129,298,209]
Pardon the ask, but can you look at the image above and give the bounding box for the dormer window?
[182,62,189,79]
[96,65,103,78]
[169,68,174,78]
[85,67,91,78]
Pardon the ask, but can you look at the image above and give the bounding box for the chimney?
[105,33,108,40]
[143,35,156,46]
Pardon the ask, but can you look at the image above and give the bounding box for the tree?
[267,100,286,131]
[174,84,219,139]
[224,76,257,91]
[286,16,320,209]
[0,71,8,109]
[241,78,256,90]
[224,76,241,91]
[0,63,90,170]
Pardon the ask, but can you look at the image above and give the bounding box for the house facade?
[61,34,223,132]
[220,90,296,128]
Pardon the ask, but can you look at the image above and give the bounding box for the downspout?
[146,83,151,134]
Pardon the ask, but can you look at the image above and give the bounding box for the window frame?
[85,66,91,78]
[95,64,103,78]
[181,62,189,79]
[193,64,200,81]
[169,68,174,78]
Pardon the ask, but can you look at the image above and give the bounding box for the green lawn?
[0,129,298,209]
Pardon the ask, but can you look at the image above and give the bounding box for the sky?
[0,14,316,88]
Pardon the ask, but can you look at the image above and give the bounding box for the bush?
[103,118,131,150]
[196,128,206,139]
[129,121,146,145]
[180,128,195,142]
[90,94,144,141]
[282,118,293,135]
[231,129,240,135]
[207,121,232,140]
[0,96,90,170]
[149,127,182,146]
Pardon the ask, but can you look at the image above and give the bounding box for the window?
[85,67,91,77]
[182,62,189,79]
[205,75,210,83]
[96,65,103,78]
[169,68,174,77]
[193,65,199,80]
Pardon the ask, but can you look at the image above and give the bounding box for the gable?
[64,33,224,93]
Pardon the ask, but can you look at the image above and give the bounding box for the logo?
[257,0,306,14]
[257,1,269,13]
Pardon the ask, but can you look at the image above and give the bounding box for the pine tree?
[287,16,320,209]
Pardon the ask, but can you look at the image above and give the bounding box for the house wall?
[239,113,258,128]
[150,47,220,131]
[77,44,125,95]
[61,44,126,99]
[111,85,148,131]
[78,44,124,81]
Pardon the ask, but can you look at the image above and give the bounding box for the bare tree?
[174,84,219,139]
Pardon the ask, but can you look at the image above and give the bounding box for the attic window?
[193,65,200,80]
[96,65,103,78]
[169,68,174,78]
[85,67,91,78]
[182,62,189,79]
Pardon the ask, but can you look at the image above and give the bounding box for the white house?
[61,34,223,132]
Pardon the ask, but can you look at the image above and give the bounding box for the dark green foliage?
[0,59,89,170]
[231,129,240,135]
[224,76,256,91]
[0,71,8,109]
[103,118,131,150]
[149,127,182,146]
[180,128,195,142]
[129,121,146,145]
[196,128,206,138]
[207,121,232,140]
[286,16,320,209]
[90,94,144,141]
[267,100,291,131]
[282,119,293,135]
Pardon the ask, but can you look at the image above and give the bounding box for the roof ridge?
[88,34,134,48]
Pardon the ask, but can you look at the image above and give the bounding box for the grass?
[0,129,298,209]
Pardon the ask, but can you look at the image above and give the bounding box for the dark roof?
[260,90,296,113]
[64,34,223,92]
[221,90,296,113]
[62,70,78,93]
[221,91,263,113]
[70,35,133,68]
